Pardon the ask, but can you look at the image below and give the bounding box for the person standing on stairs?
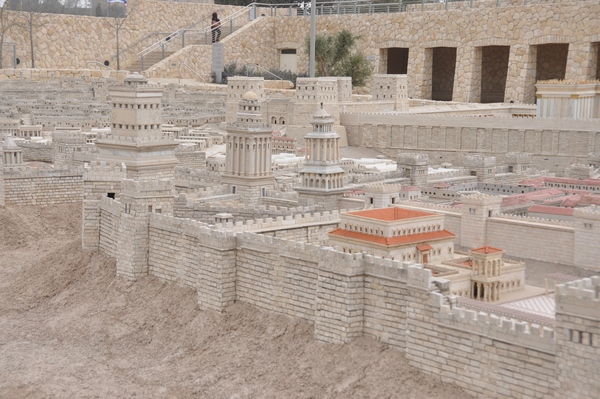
[211,12,222,43]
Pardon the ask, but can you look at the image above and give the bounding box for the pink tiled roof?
[348,207,435,221]
[471,246,503,254]
[528,205,574,216]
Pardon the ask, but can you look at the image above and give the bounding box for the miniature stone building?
[296,104,347,209]
[222,91,274,202]
[95,72,178,180]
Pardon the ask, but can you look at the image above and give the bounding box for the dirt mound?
[0,203,468,398]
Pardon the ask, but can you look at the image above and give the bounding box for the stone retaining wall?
[342,113,600,174]
[3,169,82,205]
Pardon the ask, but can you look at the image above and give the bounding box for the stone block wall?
[3,169,83,205]
[4,1,244,71]
[92,201,600,398]
[342,113,600,174]
[554,277,600,399]
[487,217,574,265]
[407,291,556,398]
[19,142,53,163]
[236,233,319,321]
[99,197,121,258]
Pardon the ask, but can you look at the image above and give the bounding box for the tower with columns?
[2,136,23,168]
[222,91,274,202]
[296,104,347,209]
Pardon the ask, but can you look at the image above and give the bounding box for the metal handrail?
[138,3,254,58]
[246,63,283,81]
[115,31,171,59]
[86,61,115,71]
[181,62,207,83]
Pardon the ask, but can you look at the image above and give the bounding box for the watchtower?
[397,153,428,187]
[116,179,175,280]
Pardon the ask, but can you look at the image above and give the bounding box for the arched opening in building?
[480,46,510,103]
[431,47,457,101]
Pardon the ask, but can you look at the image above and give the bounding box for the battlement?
[465,154,497,168]
[493,212,575,227]
[556,277,600,320]
[573,205,600,221]
[3,167,83,178]
[438,296,555,353]
[121,179,174,198]
[83,161,127,181]
[460,192,503,206]
[214,209,341,232]
[397,153,428,166]
[52,129,86,142]
[505,152,532,164]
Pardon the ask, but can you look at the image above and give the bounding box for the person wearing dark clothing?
[211,12,221,43]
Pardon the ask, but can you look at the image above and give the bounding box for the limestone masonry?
[1,0,600,397]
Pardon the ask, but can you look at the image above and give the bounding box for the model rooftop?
[347,207,435,221]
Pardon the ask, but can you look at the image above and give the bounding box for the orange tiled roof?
[416,244,433,251]
[347,207,435,221]
[328,228,455,246]
[471,246,503,254]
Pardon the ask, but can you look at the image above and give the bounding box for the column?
[453,46,481,103]
[505,44,537,104]
[409,47,432,100]
[565,42,597,81]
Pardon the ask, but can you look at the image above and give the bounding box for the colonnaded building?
[1,0,600,398]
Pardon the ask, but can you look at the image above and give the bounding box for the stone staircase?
[125,24,244,72]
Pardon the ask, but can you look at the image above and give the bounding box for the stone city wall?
[342,113,600,173]
[94,201,600,398]
[2,169,83,205]
[407,291,556,398]
[554,277,600,399]
[99,196,121,258]
[486,217,574,264]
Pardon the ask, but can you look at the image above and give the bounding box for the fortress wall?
[3,169,82,205]
[94,200,600,396]
[148,216,205,288]
[236,233,320,321]
[99,197,121,258]
[259,223,337,246]
[487,218,574,264]
[362,261,409,348]
[554,278,600,398]
[407,291,556,398]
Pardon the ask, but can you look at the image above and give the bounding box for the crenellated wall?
[91,198,600,398]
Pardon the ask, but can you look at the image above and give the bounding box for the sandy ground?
[0,203,469,399]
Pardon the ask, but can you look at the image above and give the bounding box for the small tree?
[103,0,138,71]
[0,1,19,69]
[18,0,46,68]
[304,29,373,87]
